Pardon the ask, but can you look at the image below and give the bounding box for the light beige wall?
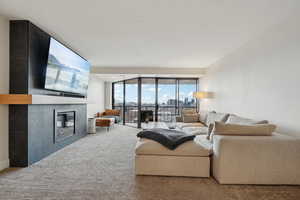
[200,15,300,137]
[87,75,105,118]
[0,16,9,170]
[104,81,112,109]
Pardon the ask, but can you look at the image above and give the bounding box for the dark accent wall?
[9,20,87,167]
[9,105,28,167]
[28,105,86,165]
[9,21,29,94]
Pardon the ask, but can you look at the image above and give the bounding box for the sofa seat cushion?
[182,126,209,135]
[101,115,120,123]
[176,122,206,129]
[135,137,212,157]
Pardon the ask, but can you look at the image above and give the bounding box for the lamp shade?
[193,91,213,99]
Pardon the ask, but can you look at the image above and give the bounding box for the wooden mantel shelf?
[0,94,87,105]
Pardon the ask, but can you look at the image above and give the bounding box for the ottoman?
[135,135,212,177]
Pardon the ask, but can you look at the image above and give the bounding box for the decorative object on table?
[166,115,176,129]
[168,123,176,129]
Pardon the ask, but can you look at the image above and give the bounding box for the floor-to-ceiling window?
[178,79,197,114]
[112,77,198,128]
[157,79,177,122]
[112,81,124,123]
[125,78,138,127]
[141,78,156,123]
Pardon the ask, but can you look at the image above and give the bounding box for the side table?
[88,118,96,134]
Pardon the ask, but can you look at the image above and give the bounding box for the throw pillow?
[205,112,230,139]
[205,112,229,126]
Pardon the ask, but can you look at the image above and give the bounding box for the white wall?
[0,16,9,170]
[87,75,105,118]
[104,82,112,109]
[200,15,300,137]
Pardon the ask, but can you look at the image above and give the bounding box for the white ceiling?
[0,0,299,68]
[94,73,202,82]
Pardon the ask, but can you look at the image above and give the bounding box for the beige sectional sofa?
[213,133,300,185]
[135,110,300,185]
[135,137,212,177]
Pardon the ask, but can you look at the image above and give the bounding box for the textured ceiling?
[0,0,299,68]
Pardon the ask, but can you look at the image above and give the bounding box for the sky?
[114,82,196,104]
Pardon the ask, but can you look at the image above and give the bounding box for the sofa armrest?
[175,116,183,122]
[212,133,300,185]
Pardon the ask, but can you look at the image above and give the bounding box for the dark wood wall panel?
[9,105,28,167]
[9,21,29,94]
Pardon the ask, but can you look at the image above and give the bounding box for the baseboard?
[0,159,9,171]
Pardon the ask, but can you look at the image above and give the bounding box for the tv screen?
[44,38,90,96]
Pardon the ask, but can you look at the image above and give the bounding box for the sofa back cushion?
[205,112,230,139]
[213,122,276,136]
[226,114,268,125]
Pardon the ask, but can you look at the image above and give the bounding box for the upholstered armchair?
[96,109,121,123]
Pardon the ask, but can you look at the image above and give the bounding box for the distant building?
[167,99,176,105]
[191,98,195,105]
[184,97,189,105]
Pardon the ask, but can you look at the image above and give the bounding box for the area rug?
[0,125,299,200]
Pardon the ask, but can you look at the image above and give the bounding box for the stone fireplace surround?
[9,20,87,167]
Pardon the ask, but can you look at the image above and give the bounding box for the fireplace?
[54,110,76,143]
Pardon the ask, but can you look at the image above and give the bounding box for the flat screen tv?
[44,38,90,96]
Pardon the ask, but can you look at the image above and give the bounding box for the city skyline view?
[113,79,197,106]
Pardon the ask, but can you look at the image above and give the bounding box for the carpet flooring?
[0,125,299,200]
